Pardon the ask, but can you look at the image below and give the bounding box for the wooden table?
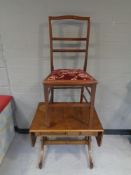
[30,102,104,169]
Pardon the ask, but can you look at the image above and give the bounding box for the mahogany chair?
[43,15,97,127]
[29,16,103,169]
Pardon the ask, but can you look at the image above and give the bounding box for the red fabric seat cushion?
[47,69,94,81]
[0,95,12,112]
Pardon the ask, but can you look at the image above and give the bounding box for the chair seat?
[47,69,95,81]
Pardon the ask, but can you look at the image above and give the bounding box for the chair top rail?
[49,15,90,21]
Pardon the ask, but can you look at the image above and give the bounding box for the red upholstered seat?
[0,95,12,113]
[47,69,94,81]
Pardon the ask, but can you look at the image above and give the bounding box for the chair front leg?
[80,87,84,103]
[89,84,96,128]
[50,87,54,103]
[44,84,50,127]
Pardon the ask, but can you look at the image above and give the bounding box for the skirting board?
[14,126,131,135]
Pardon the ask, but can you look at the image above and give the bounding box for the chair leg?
[89,84,96,128]
[38,137,46,169]
[50,87,54,103]
[44,84,50,127]
[80,87,84,103]
[87,136,93,169]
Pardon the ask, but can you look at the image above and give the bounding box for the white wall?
[0,0,131,129]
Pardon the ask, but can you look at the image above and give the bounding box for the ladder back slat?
[52,37,87,41]
[53,49,87,52]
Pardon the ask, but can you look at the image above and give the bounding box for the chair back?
[49,15,90,71]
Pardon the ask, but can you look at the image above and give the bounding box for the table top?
[30,102,103,136]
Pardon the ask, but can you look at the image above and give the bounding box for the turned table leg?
[30,133,36,147]
[86,136,93,169]
[38,136,46,169]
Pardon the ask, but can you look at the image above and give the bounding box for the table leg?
[87,136,93,169]
[38,136,46,169]
[96,132,103,146]
[30,133,36,147]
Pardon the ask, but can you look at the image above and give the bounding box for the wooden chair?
[43,15,97,128]
[30,16,103,169]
